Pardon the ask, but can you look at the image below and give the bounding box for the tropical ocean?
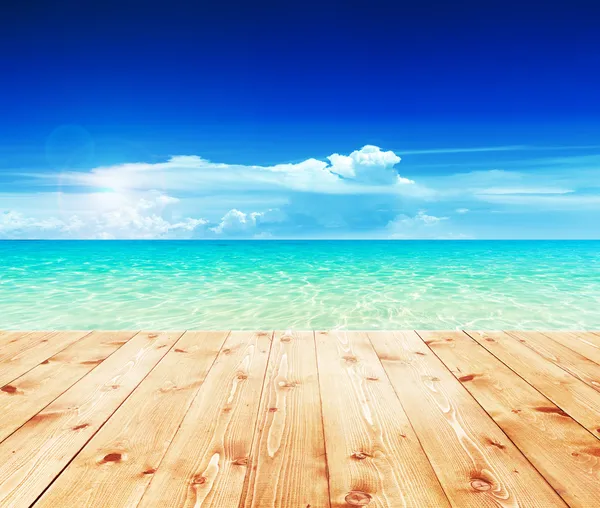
[1,240,599,330]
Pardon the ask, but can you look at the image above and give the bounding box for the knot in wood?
[192,474,207,485]
[148,333,158,338]
[345,491,372,505]
[280,336,292,342]
[470,478,492,491]
[102,453,122,463]
[232,457,248,466]
[237,374,248,380]
[351,451,371,460]
[1,385,17,394]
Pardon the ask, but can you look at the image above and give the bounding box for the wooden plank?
[507,330,600,392]
[35,331,229,508]
[369,330,564,508]
[467,331,600,439]
[541,331,600,365]
[0,330,136,444]
[241,331,330,508]
[0,331,91,387]
[315,330,450,508]
[0,331,46,351]
[0,331,183,507]
[421,330,600,508]
[137,331,273,508]
[0,331,64,358]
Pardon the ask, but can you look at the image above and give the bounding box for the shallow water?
[1,240,599,330]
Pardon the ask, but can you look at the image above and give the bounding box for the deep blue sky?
[1,0,600,238]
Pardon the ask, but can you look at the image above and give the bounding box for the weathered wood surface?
[0,331,182,507]
[137,331,272,507]
[0,331,136,444]
[241,331,330,508]
[422,331,600,507]
[36,331,229,508]
[316,330,449,508]
[538,331,600,365]
[369,330,564,508]
[0,331,90,387]
[507,330,600,392]
[0,330,598,507]
[467,331,600,438]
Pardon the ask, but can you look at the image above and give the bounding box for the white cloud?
[6,144,600,239]
[210,208,284,236]
[327,145,410,184]
[386,210,449,239]
[95,196,207,239]
[0,193,208,239]
[211,209,262,235]
[29,145,413,196]
[0,211,74,235]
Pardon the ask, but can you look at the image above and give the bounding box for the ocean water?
[1,240,599,330]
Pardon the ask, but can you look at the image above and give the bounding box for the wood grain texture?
[0,330,136,444]
[0,331,182,507]
[241,331,330,508]
[1,329,599,507]
[0,331,48,351]
[507,330,600,393]
[421,330,600,507]
[541,331,600,365]
[137,331,272,508]
[369,330,564,508]
[35,331,229,508]
[316,330,450,508]
[467,330,600,439]
[0,331,72,359]
[0,331,90,387]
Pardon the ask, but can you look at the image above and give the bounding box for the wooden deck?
[1,331,600,507]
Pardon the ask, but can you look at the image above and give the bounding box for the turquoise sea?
[1,241,599,330]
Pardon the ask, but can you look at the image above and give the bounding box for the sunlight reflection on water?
[1,240,599,330]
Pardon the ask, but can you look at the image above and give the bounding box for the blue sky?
[1,0,599,239]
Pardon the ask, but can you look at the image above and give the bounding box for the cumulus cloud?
[0,211,80,236]
[95,195,207,239]
[211,208,284,236]
[211,209,262,235]
[327,145,411,184]
[456,208,470,214]
[0,193,208,239]
[386,210,449,238]
[34,145,413,196]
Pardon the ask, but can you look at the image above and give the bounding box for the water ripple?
[1,240,599,330]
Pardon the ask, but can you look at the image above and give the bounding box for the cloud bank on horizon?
[1,144,599,239]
